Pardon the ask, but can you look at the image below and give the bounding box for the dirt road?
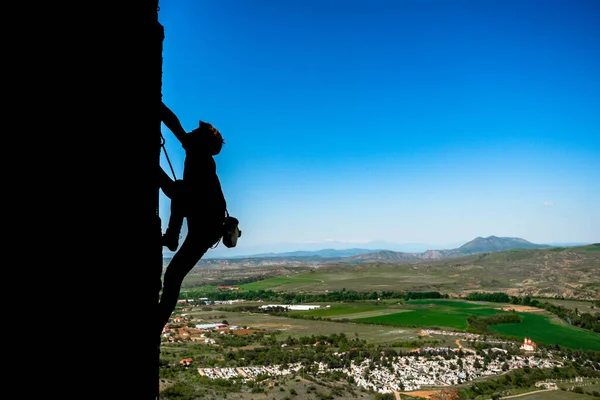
[456,339,476,353]
[500,388,556,398]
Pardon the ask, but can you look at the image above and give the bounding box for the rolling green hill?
[456,235,551,253]
[315,244,599,300]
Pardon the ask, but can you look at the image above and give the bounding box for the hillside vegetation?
[183,244,600,300]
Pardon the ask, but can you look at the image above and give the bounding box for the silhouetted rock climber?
[158,101,227,337]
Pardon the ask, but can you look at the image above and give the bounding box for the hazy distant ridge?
[244,248,382,258]
[234,236,552,261]
[350,236,551,262]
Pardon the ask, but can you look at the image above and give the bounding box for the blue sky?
[157,0,599,256]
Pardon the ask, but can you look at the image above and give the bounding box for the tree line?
[192,289,448,303]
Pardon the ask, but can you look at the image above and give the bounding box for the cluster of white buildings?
[196,349,562,394]
[198,364,302,380]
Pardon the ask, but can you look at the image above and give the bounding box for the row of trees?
[539,301,600,333]
[186,289,449,304]
[466,292,510,303]
[466,313,522,334]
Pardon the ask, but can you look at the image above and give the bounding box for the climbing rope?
[160,133,177,180]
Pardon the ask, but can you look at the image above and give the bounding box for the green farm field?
[295,302,411,321]
[240,276,323,291]
[292,299,600,351]
[512,390,595,399]
[491,311,600,351]
[352,299,507,330]
[295,302,389,317]
[240,266,466,293]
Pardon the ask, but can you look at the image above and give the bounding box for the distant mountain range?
[201,236,559,262]
[234,248,382,259]
[191,243,599,301]
[349,236,553,262]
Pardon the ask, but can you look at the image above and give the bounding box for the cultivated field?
[512,390,594,399]
[491,311,600,351]
[241,276,324,291]
[188,308,420,344]
[242,266,461,293]
[288,299,600,351]
[358,299,503,329]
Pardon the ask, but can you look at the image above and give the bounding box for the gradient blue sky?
[157,0,599,256]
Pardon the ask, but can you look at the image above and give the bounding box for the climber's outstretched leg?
[157,216,223,337]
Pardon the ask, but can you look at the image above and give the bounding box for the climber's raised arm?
[160,101,187,145]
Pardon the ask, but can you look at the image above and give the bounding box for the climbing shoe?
[162,233,179,252]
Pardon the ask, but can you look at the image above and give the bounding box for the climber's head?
[191,121,225,155]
